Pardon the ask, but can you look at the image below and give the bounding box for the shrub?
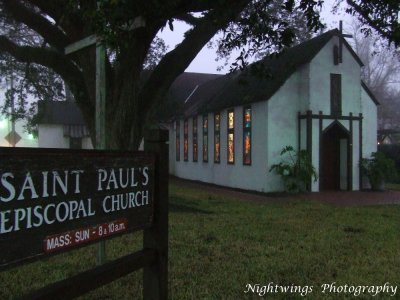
[360,151,398,190]
[269,146,317,193]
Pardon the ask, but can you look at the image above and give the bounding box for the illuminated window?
[243,107,251,165]
[203,115,208,162]
[227,109,234,164]
[214,112,220,163]
[193,117,198,162]
[176,120,180,161]
[184,119,188,161]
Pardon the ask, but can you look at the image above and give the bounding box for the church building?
[168,29,379,192]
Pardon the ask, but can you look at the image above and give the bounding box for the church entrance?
[320,122,350,190]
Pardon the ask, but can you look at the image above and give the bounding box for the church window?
[227,109,234,164]
[214,112,221,163]
[193,117,198,162]
[184,119,188,161]
[243,106,252,165]
[203,115,208,162]
[330,73,342,116]
[176,120,180,161]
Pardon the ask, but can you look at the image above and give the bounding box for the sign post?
[65,34,108,264]
[0,130,169,299]
[144,129,169,299]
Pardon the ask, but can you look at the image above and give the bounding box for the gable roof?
[168,72,222,105]
[177,29,365,118]
[37,100,86,125]
[361,81,380,105]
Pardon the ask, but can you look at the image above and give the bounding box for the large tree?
[350,20,400,129]
[0,0,398,149]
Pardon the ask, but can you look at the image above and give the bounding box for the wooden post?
[96,41,107,264]
[143,129,169,300]
[306,110,312,191]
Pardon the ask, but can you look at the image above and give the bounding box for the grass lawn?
[1,182,400,299]
[387,182,400,191]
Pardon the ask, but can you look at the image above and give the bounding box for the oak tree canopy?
[0,0,398,149]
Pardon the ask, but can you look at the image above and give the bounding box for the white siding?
[38,124,93,149]
[309,37,362,116]
[361,88,378,158]
[170,101,269,192]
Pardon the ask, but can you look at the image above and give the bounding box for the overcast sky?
[159,0,351,74]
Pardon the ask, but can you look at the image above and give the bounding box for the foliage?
[378,144,400,177]
[360,151,398,190]
[344,0,400,46]
[269,146,317,193]
[1,182,400,299]
[350,20,400,130]
[0,0,399,149]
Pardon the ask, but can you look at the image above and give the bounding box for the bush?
[361,151,398,190]
[378,145,400,182]
[269,146,317,193]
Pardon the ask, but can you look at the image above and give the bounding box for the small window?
[184,119,188,161]
[214,112,220,163]
[176,120,180,161]
[193,117,198,162]
[330,73,342,116]
[227,109,234,164]
[203,115,208,162]
[243,107,251,165]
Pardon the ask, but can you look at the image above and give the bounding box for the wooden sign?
[0,147,155,269]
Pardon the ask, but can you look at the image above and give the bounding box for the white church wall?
[311,119,320,191]
[170,101,269,192]
[309,37,362,116]
[38,124,93,149]
[266,72,301,191]
[298,64,310,113]
[361,88,377,158]
[352,122,360,190]
[38,124,69,148]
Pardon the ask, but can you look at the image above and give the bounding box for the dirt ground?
[170,176,400,206]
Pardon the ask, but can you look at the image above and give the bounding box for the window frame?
[243,106,252,166]
[184,119,188,161]
[214,112,221,164]
[227,108,235,164]
[202,114,208,162]
[193,116,198,162]
[176,120,180,161]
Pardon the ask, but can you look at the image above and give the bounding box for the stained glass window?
[227,109,234,164]
[243,107,251,165]
[193,117,198,162]
[184,119,188,161]
[176,120,180,161]
[203,115,208,162]
[214,112,220,163]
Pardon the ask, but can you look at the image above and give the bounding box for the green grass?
[1,182,400,299]
[386,182,400,191]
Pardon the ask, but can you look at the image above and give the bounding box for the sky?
[158,0,351,74]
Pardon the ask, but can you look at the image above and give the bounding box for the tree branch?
[25,0,64,23]
[139,0,251,115]
[174,13,199,26]
[0,35,83,90]
[346,0,400,46]
[2,0,70,50]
